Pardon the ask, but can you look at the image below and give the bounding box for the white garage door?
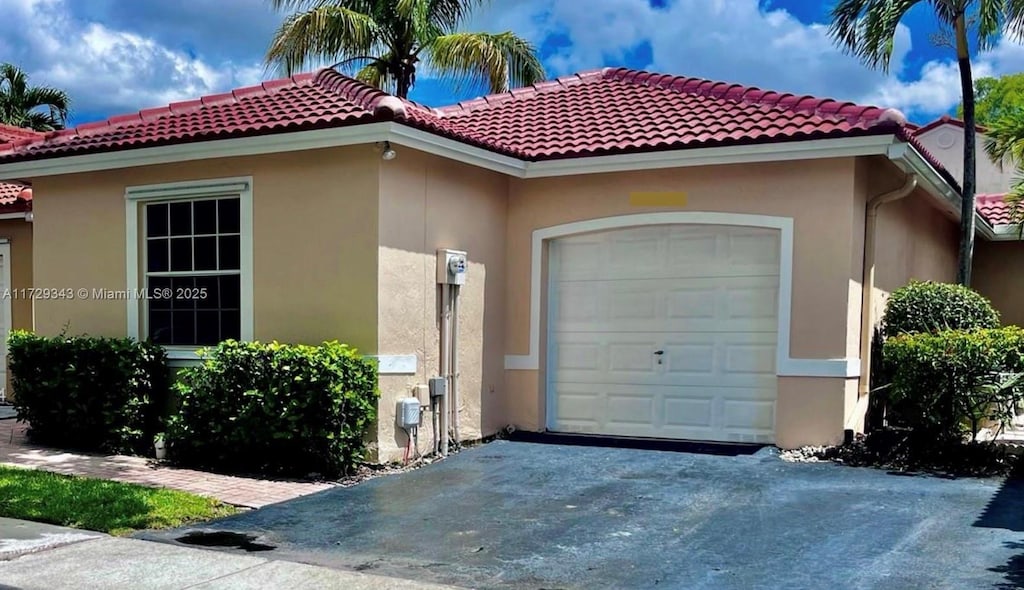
[547,224,779,443]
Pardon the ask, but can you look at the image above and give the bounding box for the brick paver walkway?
[0,419,333,508]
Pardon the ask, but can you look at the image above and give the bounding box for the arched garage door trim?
[504,211,859,380]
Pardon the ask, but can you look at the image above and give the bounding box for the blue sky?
[2,0,1023,127]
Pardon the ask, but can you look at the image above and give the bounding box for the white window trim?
[506,212,860,379]
[125,176,254,357]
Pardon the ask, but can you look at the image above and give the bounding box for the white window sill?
[163,347,206,367]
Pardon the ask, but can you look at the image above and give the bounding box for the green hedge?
[166,340,378,478]
[8,331,169,455]
[881,280,1000,338]
[883,326,1024,443]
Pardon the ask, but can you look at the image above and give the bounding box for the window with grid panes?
[144,197,241,345]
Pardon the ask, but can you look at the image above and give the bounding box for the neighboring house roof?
[0,123,44,145]
[0,181,32,214]
[977,193,1014,226]
[913,114,987,136]
[0,67,915,164]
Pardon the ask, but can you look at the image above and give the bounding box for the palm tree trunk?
[955,14,976,286]
[396,66,411,99]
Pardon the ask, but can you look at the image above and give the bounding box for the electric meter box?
[398,397,421,428]
[428,376,447,398]
[437,249,467,285]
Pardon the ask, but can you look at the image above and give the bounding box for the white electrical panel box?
[398,397,421,428]
[428,376,447,398]
[437,248,467,285]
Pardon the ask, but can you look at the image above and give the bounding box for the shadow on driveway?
[975,464,1024,589]
[141,440,1024,590]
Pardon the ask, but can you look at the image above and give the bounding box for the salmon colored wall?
[376,148,507,462]
[975,241,1024,326]
[847,157,959,436]
[31,146,380,349]
[0,219,32,398]
[504,158,865,448]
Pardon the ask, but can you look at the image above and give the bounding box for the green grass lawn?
[0,466,237,535]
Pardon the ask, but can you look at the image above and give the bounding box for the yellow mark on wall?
[629,191,688,207]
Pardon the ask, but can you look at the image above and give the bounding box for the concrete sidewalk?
[0,520,463,590]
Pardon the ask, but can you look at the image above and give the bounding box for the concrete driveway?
[144,440,1024,590]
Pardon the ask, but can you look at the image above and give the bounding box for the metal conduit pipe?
[451,284,461,445]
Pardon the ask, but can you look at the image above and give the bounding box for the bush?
[881,280,999,338]
[8,331,169,455]
[882,326,1024,444]
[166,340,378,478]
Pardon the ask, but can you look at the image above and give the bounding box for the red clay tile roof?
[0,67,917,165]
[0,124,44,146]
[913,114,987,136]
[977,193,1014,226]
[0,70,436,162]
[0,181,32,214]
[435,67,909,159]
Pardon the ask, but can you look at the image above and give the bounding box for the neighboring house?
[0,125,37,401]
[912,115,1024,326]
[0,67,1014,459]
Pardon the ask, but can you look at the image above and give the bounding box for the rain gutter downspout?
[859,174,918,398]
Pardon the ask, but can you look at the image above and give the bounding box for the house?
[0,125,38,401]
[912,114,1024,326]
[0,67,1015,460]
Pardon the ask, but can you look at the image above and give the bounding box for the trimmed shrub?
[166,340,378,478]
[8,330,169,455]
[882,326,1024,444]
[881,280,999,339]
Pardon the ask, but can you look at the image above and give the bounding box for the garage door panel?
[548,224,779,442]
[554,277,779,334]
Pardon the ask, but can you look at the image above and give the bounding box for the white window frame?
[125,177,254,360]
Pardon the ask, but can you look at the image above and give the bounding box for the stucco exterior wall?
[376,148,508,462]
[0,219,33,333]
[0,218,32,398]
[975,241,1024,326]
[504,158,865,448]
[915,124,1014,195]
[31,146,380,349]
[856,158,959,323]
[849,157,958,434]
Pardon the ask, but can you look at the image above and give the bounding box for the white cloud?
[0,0,265,121]
[469,0,917,110]
[864,35,1024,117]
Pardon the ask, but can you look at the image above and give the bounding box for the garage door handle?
[653,350,664,355]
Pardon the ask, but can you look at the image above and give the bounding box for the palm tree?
[0,63,69,131]
[984,110,1024,225]
[265,0,545,99]
[829,0,1024,286]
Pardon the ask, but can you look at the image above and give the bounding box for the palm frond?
[1006,174,1024,233]
[973,0,1004,49]
[1008,0,1024,39]
[984,110,1024,168]
[353,57,394,92]
[829,0,924,72]
[265,6,380,75]
[427,31,544,94]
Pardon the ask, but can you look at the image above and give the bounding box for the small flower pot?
[154,438,167,460]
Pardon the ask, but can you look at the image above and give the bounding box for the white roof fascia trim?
[0,126,899,181]
[520,135,896,178]
[386,124,525,176]
[887,142,1002,240]
[0,123,392,179]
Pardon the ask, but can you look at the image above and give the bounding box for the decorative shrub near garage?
[8,330,169,455]
[166,340,378,478]
[881,280,1000,338]
[883,326,1024,444]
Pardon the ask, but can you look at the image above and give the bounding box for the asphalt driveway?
[143,440,1024,590]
